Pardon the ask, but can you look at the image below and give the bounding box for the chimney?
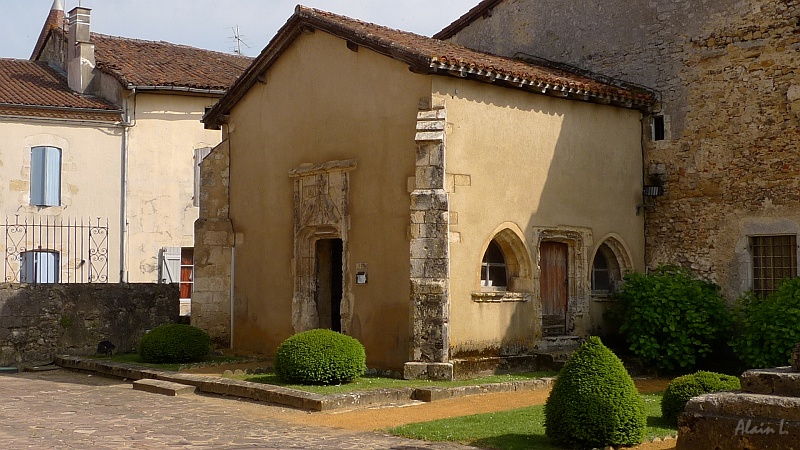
[67,6,95,94]
[30,0,65,60]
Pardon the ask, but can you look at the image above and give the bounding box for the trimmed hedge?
[139,324,210,363]
[731,278,800,368]
[661,371,740,425]
[545,336,646,448]
[275,329,366,385]
[615,265,733,371]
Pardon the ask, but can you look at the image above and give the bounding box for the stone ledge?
[133,379,196,396]
[740,367,800,398]
[471,291,530,302]
[56,356,556,412]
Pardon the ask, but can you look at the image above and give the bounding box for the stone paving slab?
[133,378,197,396]
[55,355,556,412]
[0,369,481,450]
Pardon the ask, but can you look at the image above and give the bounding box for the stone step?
[133,379,196,396]
[451,354,557,379]
[740,367,800,397]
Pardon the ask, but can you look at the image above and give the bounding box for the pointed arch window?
[481,240,507,289]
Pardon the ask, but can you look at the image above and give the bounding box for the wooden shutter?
[193,147,212,207]
[159,246,181,283]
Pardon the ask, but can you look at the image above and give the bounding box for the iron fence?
[2,215,109,284]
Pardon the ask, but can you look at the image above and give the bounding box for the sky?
[0,0,479,60]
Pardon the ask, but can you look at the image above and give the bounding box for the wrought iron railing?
[2,215,109,284]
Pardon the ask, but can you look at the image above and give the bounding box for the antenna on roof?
[228,25,250,56]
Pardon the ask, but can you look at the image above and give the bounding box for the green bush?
[139,324,211,363]
[275,329,366,385]
[544,336,646,448]
[615,265,733,371]
[731,278,800,368]
[661,371,740,425]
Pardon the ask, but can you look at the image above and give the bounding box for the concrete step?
[133,379,196,396]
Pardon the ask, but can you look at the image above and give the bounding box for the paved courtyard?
[0,369,479,449]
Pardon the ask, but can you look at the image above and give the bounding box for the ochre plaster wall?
[124,93,221,282]
[434,77,645,356]
[225,31,431,370]
[448,0,800,298]
[0,119,124,282]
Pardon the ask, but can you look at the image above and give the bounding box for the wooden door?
[540,242,568,334]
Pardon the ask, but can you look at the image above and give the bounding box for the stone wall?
[448,0,800,297]
[0,283,178,367]
[192,139,234,347]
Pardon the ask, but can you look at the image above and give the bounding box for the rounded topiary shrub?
[615,265,733,371]
[275,329,366,385]
[732,278,800,368]
[545,336,646,448]
[661,371,740,425]
[139,324,211,363]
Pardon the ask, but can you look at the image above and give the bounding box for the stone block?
[410,238,447,259]
[133,379,196,396]
[415,131,445,142]
[415,165,444,190]
[410,191,449,211]
[403,362,454,381]
[416,120,445,131]
[741,368,800,398]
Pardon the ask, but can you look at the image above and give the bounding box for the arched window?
[592,251,611,292]
[481,240,507,289]
[591,241,627,294]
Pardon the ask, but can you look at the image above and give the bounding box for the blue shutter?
[20,250,59,283]
[30,146,61,207]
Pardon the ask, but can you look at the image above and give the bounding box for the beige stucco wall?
[0,118,124,282]
[124,92,221,282]
[225,31,431,370]
[434,77,645,356]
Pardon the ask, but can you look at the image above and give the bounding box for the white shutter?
[30,146,61,207]
[193,147,212,207]
[159,247,181,283]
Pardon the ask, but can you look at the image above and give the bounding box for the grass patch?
[387,392,676,450]
[88,353,250,372]
[237,371,558,395]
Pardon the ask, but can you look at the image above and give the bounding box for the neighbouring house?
[438,0,800,299]
[195,6,655,378]
[1,1,249,313]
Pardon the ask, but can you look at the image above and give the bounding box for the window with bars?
[751,235,797,297]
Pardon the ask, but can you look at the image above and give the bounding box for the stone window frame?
[472,225,532,303]
[590,235,634,300]
[734,219,800,298]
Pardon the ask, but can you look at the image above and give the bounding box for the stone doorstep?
[54,356,555,412]
[133,379,196,396]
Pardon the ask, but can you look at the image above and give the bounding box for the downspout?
[230,246,235,349]
[120,87,137,282]
[225,121,237,349]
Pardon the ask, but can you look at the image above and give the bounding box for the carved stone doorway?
[316,238,343,332]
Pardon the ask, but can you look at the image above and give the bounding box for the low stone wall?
[0,283,178,367]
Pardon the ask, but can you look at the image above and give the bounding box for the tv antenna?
[229,25,251,56]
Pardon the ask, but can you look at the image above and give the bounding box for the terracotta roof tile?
[0,59,120,121]
[91,33,252,91]
[206,6,655,128]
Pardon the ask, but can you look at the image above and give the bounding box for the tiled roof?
[91,33,252,91]
[205,6,655,129]
[433,0,503,40]
[0,59,120,121]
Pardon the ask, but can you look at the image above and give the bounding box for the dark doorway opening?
[316,238,343,332]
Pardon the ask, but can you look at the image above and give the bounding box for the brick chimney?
[30,0,65,60]
[67,6,95,94]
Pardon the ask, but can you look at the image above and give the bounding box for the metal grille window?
[752,235,797,297]
[481,240,507,289]
[30,146,62,207]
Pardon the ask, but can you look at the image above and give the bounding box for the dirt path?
[182,364,676,449]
